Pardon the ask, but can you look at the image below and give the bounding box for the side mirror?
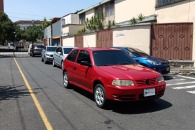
[80,61,91,67]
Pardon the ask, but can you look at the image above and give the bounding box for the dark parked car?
[30,43,44,57]
[114,47,170,74]
[41,46,57,64]
[63,48,166,108]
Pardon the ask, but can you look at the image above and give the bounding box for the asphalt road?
[0,52,195,130]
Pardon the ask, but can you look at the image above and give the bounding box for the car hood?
[98,64,161,80]
[136,56,168,63]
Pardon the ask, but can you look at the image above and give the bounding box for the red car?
[63,48,166,108]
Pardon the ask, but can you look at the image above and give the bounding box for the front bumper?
[105,83,166,101]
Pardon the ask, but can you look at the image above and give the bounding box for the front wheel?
[94,84,107,108]
[63,71,69,88]
[53,59,56,67]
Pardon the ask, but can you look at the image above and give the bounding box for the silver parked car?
[41,46,57,64]
[53,46,74,68]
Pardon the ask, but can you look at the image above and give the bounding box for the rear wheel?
[63,71,69,88]
[94,84,107,108]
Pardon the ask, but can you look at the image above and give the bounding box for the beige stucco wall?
[62,37,75,46]
[115,0,155,24]
[85,9,95,20]
[156,0,195,62]
[113,25,151,54]
[83,33,96,47]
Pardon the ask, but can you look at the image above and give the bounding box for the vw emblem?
[145,79,150,85]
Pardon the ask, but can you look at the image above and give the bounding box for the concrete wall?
[115,0,155,24]
[62,37,75,46]
[83,33,96,47]
[155,0,195,61]
[113,24,151,54]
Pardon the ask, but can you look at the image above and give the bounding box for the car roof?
[73,47,120,51]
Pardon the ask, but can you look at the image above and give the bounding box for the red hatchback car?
[63,48,166,108]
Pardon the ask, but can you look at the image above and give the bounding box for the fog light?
[113,94,119,98]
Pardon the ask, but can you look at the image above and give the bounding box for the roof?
[78,0,112,14]
[15,20,43,24]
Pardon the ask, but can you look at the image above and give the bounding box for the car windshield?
[36,45,44,49]
[126,48,149,57]
[63,48,73,54]
[93,50,136,66]
[47,47,57,52]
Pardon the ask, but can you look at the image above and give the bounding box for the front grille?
[136,78,157,86]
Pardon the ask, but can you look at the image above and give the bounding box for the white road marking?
[187,91,195,94]
[172,85,195,89]
[166,81,195,86]
[177,75,195,80]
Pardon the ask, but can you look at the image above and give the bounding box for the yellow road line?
[14,58,53,130]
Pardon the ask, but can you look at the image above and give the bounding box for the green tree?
[25,25,43,43]
[41,18,51,29]
[0,13,15,45]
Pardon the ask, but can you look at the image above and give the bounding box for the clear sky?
[4,0,101,22]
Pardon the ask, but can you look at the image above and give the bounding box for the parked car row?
[31,45,168,109]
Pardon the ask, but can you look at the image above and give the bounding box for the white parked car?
[41,46,57,64]
[53,46,74,68]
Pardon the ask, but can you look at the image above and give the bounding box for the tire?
[53,59,56,67]
[63,71,69,88]
[44,58,47,64]
[94,84,107,108]
[61,61,64,69]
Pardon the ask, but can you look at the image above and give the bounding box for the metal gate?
[75,35,83,47]
[151,23,193,60]
[97,29,113,47]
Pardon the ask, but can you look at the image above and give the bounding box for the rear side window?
[66,50,78,62]
[77,50,91,64]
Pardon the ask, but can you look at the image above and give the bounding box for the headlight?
[112,80,134,86]
[157,76,164,83]
[46,54,50,56]
[148,60,161,65]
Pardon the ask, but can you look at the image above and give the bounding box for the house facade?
[15,20,43,29]
[155,0,195,62]
[44,0,195,65]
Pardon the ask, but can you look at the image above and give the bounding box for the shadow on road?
[0,85,32,101]
[109,99,172,114]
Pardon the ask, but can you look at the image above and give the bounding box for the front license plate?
[144,88,155,97]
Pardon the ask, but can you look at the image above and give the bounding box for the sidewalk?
[170,66,195,76]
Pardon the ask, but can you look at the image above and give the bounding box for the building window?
[62,19,65,26]
[79,13,85,24]
[105,1,114,17]
[95,5,103,16]
[156,0,185,7]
